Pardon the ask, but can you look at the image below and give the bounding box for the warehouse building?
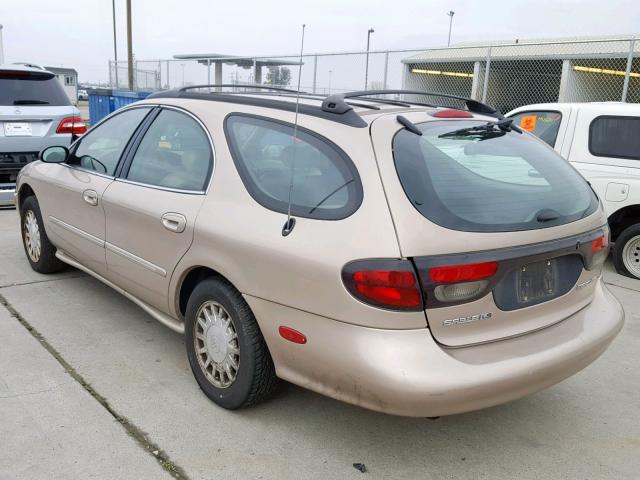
[403,35,640,113]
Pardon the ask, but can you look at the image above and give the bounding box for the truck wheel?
[613,223,640,279]
[20,196,65,274]
[185,277,279,409]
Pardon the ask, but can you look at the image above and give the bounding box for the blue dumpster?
[87,89,151,125]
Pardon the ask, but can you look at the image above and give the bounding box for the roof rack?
[178,84,304,94]
[147,86,369,128]
[147,86,502,128]
[321,90,503,119]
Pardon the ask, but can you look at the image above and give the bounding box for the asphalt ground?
[0,208,638,479]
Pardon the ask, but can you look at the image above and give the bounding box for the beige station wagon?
[16,87,624,417]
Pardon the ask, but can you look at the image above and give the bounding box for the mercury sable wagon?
[16,87,624,416]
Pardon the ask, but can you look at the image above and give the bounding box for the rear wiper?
[438,118,522,139]
[13,99,50,105]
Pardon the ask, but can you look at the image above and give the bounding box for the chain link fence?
[109,36,639,113]
[108,60,161,90]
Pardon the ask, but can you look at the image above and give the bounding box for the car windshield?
[0,72,71,106]
[392,120,598,232]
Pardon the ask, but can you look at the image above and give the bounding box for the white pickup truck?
[507,102,640,279]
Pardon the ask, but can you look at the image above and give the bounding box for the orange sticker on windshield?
[520,115,537,132]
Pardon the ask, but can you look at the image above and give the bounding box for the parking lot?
[0,208,638,480]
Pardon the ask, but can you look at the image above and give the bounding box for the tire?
[20,196,65,274]
[612,223,640,279]
[185,277,278,409]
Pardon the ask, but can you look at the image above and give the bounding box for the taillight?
[591,235,608,253]
[588,227,610,269]
[342,259,423,311]
[56,117,87,135]
[429,261,497,283]
[429,261,498,303]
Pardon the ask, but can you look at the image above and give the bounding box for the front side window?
[589,115,640,161]
[509,110,562,147]
[393,120,598,232]
[126,109,213,191]
[69,107,151,175]
[225,115,362,220]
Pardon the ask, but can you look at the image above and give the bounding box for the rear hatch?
[370,111,608,347]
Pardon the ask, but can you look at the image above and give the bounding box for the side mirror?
[40,146,69,163]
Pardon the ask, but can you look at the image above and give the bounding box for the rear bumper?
[0,183,16,207]
[246,278,624,417]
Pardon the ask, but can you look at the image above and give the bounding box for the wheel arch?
[17,182,36,212]
[175,265,238,320]
[608,204,640,242]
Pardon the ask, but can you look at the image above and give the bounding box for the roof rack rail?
[321,90,502,118]
[178,84,305,94]
[147,87,369,128]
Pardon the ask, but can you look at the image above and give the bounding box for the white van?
[508,103,640,279]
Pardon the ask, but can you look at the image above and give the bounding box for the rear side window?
[509,111,562,147]
[392,120,597,233]
[589,115,640,161]
[126,109,213,191]
[69,107,151,176]
[0,70,71,106]
[225,115,362,220]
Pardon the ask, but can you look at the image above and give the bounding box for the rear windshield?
[392,120,598,232]
[0,71,71,106]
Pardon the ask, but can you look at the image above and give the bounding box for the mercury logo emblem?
[14,108,21,115]
[443,312,492,327]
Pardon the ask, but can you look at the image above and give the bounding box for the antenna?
[282,23,306,237]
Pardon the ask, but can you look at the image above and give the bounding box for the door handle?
[82,189,98,206]
[161,212,187,233]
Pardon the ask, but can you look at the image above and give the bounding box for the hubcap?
[194,301,240,388]
[622,234,640,279]
[23,210,41,262]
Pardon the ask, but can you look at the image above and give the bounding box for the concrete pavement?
[0,209,639,479]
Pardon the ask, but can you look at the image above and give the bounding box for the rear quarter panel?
[156,99,427,329]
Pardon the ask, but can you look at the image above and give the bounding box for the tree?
[266,67,292,86]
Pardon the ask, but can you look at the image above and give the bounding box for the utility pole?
[126,0,134,90]
[364,28,374,90]
[112,0,118,88]
[447,11,455,47]
[328,69,332,94]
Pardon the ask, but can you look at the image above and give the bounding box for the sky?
[1,0,640,84]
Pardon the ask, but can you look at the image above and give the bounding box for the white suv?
[508,102,640,279]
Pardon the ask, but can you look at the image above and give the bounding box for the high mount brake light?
[432,109,474,118]
[342,260,423,311]
[56,117,87,135]
[429,261,498,284]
